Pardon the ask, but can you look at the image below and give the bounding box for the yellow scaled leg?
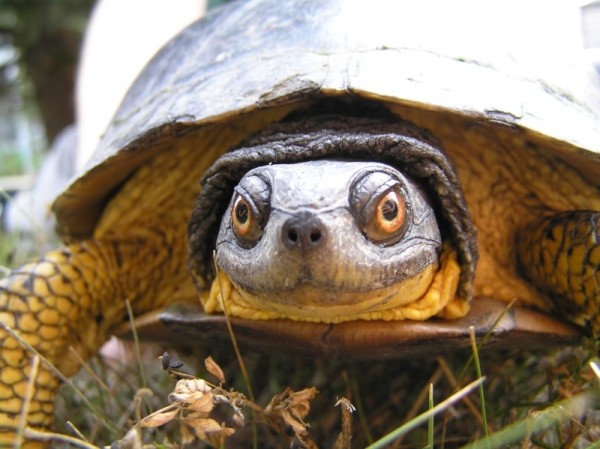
[0,234,187,446]
[518,210,600,332]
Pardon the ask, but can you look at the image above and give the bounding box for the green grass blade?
[460,390,598,449]
[469,326,489,445]
[586,438,600,449]
[427,382,434,449]
[125,299,148,390]
[349,366,374,444]
[366,377,485,449]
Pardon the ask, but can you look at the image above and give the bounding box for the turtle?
[1,0,599,445]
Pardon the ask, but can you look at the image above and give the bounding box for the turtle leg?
[517,210,600,332]
[0,234,186,447]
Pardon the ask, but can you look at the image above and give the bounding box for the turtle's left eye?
[350,171,410,245]
[231,193,263,244]
[367,189,406,240]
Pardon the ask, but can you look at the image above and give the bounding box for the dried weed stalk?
[131,353,353,448]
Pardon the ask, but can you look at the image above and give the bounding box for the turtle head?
[214,160,442,320]
[188,103,478,322]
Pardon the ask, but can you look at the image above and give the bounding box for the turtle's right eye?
[231,192,264,244]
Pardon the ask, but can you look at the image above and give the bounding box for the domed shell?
[53,0,600,239]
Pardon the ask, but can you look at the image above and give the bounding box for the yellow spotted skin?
[0,110,291,447]
[0,239,179,443]
[518,211,600,330]
[0,178,197,447]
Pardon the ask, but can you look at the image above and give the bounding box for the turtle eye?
[350,170,410,245]
[231,193,263,244]
[364,188,407,242]
[368,189,406,239]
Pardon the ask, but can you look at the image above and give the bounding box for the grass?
[50,342,599,448]
[1,227,599,448]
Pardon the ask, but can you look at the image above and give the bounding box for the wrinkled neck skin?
[214,160,445,320]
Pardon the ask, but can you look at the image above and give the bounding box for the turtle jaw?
[202,243,464,323]
[226,262,438,320]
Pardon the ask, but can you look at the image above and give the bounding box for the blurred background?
[0,0,223,254]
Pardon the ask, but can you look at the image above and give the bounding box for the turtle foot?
[0,274,62,448]
[517,210,600,332]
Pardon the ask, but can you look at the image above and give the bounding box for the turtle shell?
[53,0,600,240]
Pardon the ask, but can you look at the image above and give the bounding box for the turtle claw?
[517,210,600,331]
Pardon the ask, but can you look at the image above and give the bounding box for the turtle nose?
[281,212,326,251]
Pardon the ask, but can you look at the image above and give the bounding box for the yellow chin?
[200,246,468,323]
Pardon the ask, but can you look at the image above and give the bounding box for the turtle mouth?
[230,260,439,320]
[200,243,464,323]
[229,238,441,293]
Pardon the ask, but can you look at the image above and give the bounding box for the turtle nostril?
[309,228,321,243]
[281,213,327,250]
[288,228,299,243]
